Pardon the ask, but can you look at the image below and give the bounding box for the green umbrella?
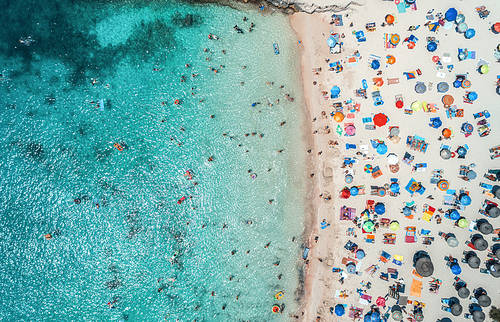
[458,218,469,228]
[390,221,400,231]
[480,65,489,74]
[363,220,375,232]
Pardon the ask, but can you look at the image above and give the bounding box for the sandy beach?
[290,0,499,320]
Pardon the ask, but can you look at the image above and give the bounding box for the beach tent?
[373,113,388,127]
[478,295,491,307]
[472,311,486,322]
[415,257,434,277]
[478,221,493,234]
[374,203,386,214]
[467,254,480,269]
[473,236,488,251]
[445,8,458,21]
[334,304,345,316]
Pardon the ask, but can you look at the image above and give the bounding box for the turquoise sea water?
[0,1,306,320]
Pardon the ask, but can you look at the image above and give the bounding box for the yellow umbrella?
[411,101,422,111]
[390,221,400,231]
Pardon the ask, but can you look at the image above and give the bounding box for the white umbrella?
[387,153,399,165]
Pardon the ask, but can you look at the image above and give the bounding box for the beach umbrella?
[364,164,373,173]
[437,180,449,191]
[427,41,437,52]
[374,203,385,214]
[356,249,365,259]
[450,263,462,275]
[350,186,359,196]
[442,128,452,138]
[467,91,478,101]
[333,111,345,122]
[456,13,466,23]
[478,221,493,235]
[390,183,400,193]
[371,60,380,70]
[478,295,491,307]
[327,36,338,48]
[341,187,351,199]
[442,95,454,106]
[493,23,500,34]
[386,55,396,65]
[387,153,398,165]
[473,237,488,251]
[373,113,388,127]
[437,82,449,93]
[449,210,460,220]
[334,304,345,316]
[447,236,459,248]
[377,188,386,197]
[465,28,476,39]
[345,124,356,136]
[395,100,404,108]
[440,318,452,322]
[462,79,471,88]
[391,305,403,321]
[457,286,470,298]
[487,206,499,218]
[440,148,452,160]
[363,220,375,233]
[457,146,467,158]
[467,255,481,269]
[430,117,442,128]
[445,8,458,21]
[346,262,356,274]
[345,174,353,183]
[376,296,386,307]
[454,79,463,87]
[489,262,500,277]
[493,244,500,259]
[415,82,427,94]
[376,144,387,155]
[390,221,400,231]
[458,218,469,228]
[456,22,468,33]
[330,86,340,98]
[403,206,412,216]
[472,311,485,322]
[451,303,463,316]
[389,127,400,137]
[494,185,500,199]
[390,34,400,46]
[385,14,395,24]
[479,65,489,74]
[461,122,473,134]
[414,312,424,321]
[459,194,471,206]
[411,101,422,111]
[415,257,434,277]
[466,170,477,180]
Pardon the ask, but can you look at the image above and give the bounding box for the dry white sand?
[290,0,499,320]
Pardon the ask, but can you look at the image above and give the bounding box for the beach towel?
[393,254,403,266]
[410,279,423,297]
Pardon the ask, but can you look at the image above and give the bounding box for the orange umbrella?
[442,95,454,106]
[442,128,452,138]
[493,22,500,34]
[386,55,396,64]
[385,14,395,24]
[373,77,384,87]
[333,111,345,122]
[373,113,388,127]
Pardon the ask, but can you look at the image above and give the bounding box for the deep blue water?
[0,0,306,320]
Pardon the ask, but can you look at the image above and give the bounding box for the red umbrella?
[341,187,351,199]
[376,296,386,307]
[493,22,500,34]
[395,100,404,108]
[373,113,388,127]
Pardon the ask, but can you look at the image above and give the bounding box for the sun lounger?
[365,234,375,243]
[383,233,396,244]
[393,254,403,266]
[405,226,417,243]
[380,251,391,263]
[387,77,400,85]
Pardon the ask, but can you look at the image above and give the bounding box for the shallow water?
[0,0,306,320]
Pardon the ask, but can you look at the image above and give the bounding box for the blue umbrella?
[376,143,387,155]
[451,263,462,275]
[450,209,460,220]
[445,8,458,21]
[390,183,400,193]
[335,304,345,316]
[364,311,381,322]
[350,186,359,196]
[331,86,341,98]
[453,80,463,88]
[460,194,471,206]
[403,206,412,216]
[371,60,380,70]
[327,36,337,48]
[467,91,478,101]
[427,41,438,52]
[461,122,473,133]
[356,249,365,259]
[465,28,476,39]
[430,117,442,128]
[375,203,386,214]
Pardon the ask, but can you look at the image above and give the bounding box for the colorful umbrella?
[334,304,345,316]
[459,194,471,206]
[376,143,388,155]
[374,203,386,214]
[373,113,388,127]
[465,28,476,39]
[390,221,400,231]
[450,263,462,275]
[376,296,386,307]
[458,218,469,228]
[345,124,356,136]
[350,186,359,196]
[449,209,460,220]
[437,180,449,191]
[445,8,458,21]
[341,187,351,199]
[364,164,373,173]
[426,41,437,52]
[363,220,375,233]
[437,82,449,93]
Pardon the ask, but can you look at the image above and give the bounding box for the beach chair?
[372,166,383,179]
[365,234,375,243]
[383,233,396,244]
[380,218,390,228]
[380,251,391,263]
[388,268,399,279]
[405,226,417,243]
[387,78,400,85]
[380,272,389,281]
[393,255,403,266]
